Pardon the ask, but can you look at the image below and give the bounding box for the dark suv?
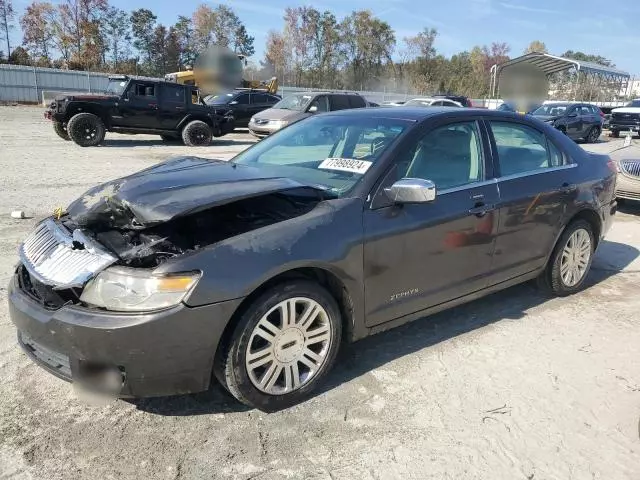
[529,103,603,143]
[45,75,234,147]
[248,91,367,137]
[204,90,281,128]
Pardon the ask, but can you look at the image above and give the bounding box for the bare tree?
[0,0,15,59]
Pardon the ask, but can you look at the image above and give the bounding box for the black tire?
[67,113,106,147]
[181,120,212,146]
[53,121,70,141]
[611,130,619,138]
[215,280,342,411]
[585,126,600,143]
[536,220,595,296]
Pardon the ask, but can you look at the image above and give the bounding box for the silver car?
[248,91,367,137]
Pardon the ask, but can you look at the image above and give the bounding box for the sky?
[8,0,640,74]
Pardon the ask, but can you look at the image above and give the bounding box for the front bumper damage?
[9,271,242,397]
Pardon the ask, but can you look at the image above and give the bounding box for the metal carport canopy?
[490,52,630,97]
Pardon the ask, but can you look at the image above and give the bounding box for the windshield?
[531,104,572,116]
[625,100,640,108]
[272,94,313,111]
[404,99,433,107]
[204,93,235,105]
[233,115,410,196]
[105,79,127,95]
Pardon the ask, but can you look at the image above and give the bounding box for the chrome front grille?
[19,219,117,288]
[621,160,640,178]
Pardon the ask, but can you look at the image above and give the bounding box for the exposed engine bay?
[60,189,321,268]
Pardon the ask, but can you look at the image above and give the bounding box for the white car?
[404,97,463,108]
[609,99,640,138]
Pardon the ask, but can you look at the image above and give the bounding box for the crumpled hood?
[66,156,321,230]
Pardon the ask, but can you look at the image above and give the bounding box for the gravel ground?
[1,106,639,480]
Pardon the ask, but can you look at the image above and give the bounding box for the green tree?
[524,40,547,54]
[9,45,30,64]
[102,7,130,70]
[173,15,195,68]
[130,8,157,68]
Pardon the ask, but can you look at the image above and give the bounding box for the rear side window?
[134,83,155,97]
[489,121,561,176]
[348,95,366,108]
[329,95,351,110]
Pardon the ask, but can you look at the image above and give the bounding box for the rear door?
[157,83,186,129]
[363,118,500,326]
[486,119,574,283]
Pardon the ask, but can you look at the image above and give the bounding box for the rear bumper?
[8,272,243,397]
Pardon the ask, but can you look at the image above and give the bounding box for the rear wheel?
[67,113,105,147]
[53,122,70,141]
[586,126,600,143]
[536,220,595,296]
[181,120,212,146]
[611,130,619,138]
[215,280,342,411]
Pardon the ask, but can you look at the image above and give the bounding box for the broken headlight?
[80,267,200,312]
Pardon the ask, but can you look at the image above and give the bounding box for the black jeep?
[45,75,235,147]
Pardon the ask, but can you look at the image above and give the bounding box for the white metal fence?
[0,64,111,103]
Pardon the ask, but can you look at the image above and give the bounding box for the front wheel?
[67,113,106,147]
[610,130,619,138]
[537,220,595,296]
[181,120,212,146]
[215,280,342,411]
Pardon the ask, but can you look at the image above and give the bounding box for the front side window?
[233,115,409,196]
[399,121,484,190]
[489,121,564,176]
[272,94,313,111]
[235,94,250,105]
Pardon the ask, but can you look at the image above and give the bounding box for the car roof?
[323,107,529,121]
[290,91,361,97]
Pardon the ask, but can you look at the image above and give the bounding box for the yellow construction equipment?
[165,45,278,96]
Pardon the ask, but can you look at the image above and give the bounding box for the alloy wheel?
[245,297,332,395]
[560,228,591,287]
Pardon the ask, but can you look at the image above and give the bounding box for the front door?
[564,105,583,138]
[117,81,159,128]
[363,120,499,327]
[486,119,572,283]
[231,93,251,126]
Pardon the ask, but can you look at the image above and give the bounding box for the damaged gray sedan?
[9,108,617,410]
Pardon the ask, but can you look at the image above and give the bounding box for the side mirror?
[308,105,318,113]
[384,178,436,204]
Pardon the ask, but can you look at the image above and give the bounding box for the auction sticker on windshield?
[319,158,373,174]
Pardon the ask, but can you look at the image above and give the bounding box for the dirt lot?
[1,106,639,480]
